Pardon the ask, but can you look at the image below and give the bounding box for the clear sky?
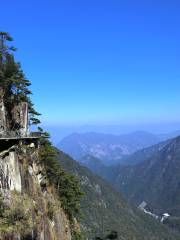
[1,0,180,129]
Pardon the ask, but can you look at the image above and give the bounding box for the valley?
[1,1,179,238]
[58,131,180,235]
[57,150,179,240]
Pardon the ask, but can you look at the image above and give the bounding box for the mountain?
[57,150,179,240]
[113,136,180,218]
[58,131,160,166]
[119,138,172,166]
[158,130,180,141]
[79,155,117,183]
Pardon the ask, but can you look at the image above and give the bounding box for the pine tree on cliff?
[0,31,41,126]
[0,32,84,239]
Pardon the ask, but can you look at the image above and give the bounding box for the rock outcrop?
[0,140,72,240]
[0,90,7,134]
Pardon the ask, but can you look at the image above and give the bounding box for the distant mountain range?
[57,150,179,240]
[58,130,180,235]
[119,138,172,166]
[79,136,180,216]
[112,136,180,217]
[57,130,180,166]
[76,136,180,233]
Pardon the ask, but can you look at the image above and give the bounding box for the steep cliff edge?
[0,140,72,240]
[0,32,83,240]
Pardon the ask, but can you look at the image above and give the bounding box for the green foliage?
[39,132,84,221]
[4,206,27,225]
[0,194,5,217]
[0,193,33,238]
[0,31,41,126]
[59,152,180,240]
[105,231,118,240]
[0,32,84,238]
[72,230,84,240]
[112,136,180,218]
[95,231,118,240]
[165,217,180,233]
[47,201,55,221]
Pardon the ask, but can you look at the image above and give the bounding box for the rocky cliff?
[0,32,83,240]
[0,139,72,240]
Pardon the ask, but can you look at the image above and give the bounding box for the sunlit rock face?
[0,98,7,134]
[0,142,72,240]
[11,102,29,136]
[0,149,21,192]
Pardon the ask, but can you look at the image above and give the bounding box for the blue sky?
[1,0,180,130]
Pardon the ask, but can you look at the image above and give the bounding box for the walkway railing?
[0,131,42,139]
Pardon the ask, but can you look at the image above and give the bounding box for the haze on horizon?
[1,0,179,130]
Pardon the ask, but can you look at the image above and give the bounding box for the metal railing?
[0,131,42,139]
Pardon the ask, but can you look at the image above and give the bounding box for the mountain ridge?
[58,130,162,166]
[57,150,179,240]
[112,136,180,217]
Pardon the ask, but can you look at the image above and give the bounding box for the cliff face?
[0,91,7,134]
[0,140,72,240]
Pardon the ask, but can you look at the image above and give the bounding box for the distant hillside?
[58,131,160,165]
[158,130,180,141]
[119,138,171,166]
[57,150,179,240]
[79,154,117,183]
[113,136,180,217]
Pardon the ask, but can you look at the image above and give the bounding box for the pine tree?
[95,231,118,240]
[0,31,41,127]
